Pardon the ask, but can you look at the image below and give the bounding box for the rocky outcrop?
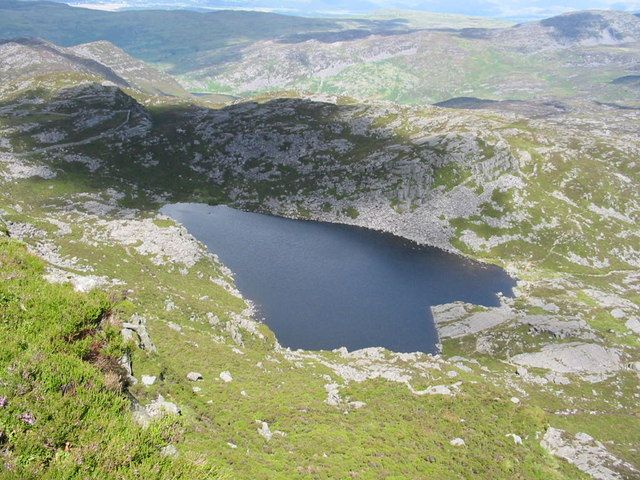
[541,427,639,480]
[519,315,596,340]
[431,301,516,339]
[122,314,157,353]
[510,343,623,382]
[133,394,180,427]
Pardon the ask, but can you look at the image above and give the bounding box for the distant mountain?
[176,9,640,103]
[1,1,639,105]
[0,37,188,96]
[17,0,640,21]
[69,41,188,96]
[504,10,640,48]
[0,0,342,73]
[0,37,130,86]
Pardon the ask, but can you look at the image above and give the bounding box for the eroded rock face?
[510,343,623,382]
[99,218,206,268]
[541,427,639,480]
[122,314,157,353]
[431,302,516,339]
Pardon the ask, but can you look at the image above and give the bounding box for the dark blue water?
[161,204,515,353]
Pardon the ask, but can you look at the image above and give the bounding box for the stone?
[160,445,178,458]
[325,383,341,406]
[187,372,203,382]
[610,308,625,319]
[510,397,520,404]
[122,314,157,352]
[167,322,182,332]
[219,371,233,383]
[426,385,453,395]
[409,384,453,396]
[19,412,36,425]
[120,352,137,385]
[546,372,571,385]
[450,438,465,447]
[141,375,156,387]
[257,421,273,441]
[626,318,640,335]
[506,433,523,445]
[133,395,180,427]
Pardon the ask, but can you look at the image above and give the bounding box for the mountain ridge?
[0,36,189,96]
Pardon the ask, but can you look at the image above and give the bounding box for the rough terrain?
[0,8,638,479]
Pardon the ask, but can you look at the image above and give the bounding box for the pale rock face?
[625,318,640,335]
[141,375,156,387]
[99,218,206,268]
[520,315,595,340]
[510,343,623,382]
[431,301,516,339]
[541,427,639,480]
[219,371,233,383]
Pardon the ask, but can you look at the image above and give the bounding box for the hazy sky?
[71,0,640,19]
[383,0,640,18]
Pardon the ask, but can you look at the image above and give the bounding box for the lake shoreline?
[161,203,515,354]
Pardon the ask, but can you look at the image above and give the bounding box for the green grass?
[0,236,222,479]
[433,163,472,191]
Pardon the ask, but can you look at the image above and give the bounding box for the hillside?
[1,2,639,105]
[182,10,640,103]
[0,0,351,71]
[0,40,638,478]
[0,37,189,97]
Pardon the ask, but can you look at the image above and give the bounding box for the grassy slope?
[0,235,223,478]
[0,183,585,480]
